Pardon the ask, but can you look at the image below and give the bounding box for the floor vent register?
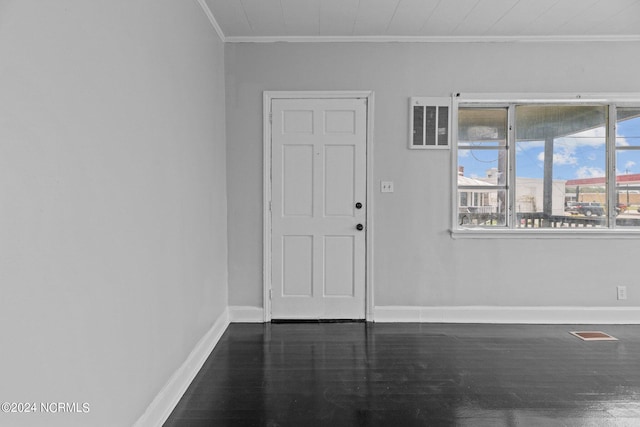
[570,331,618,341]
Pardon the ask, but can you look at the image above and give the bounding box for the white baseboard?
[229,305,265,323]
[373,306,640,324]
[133,308,230,427]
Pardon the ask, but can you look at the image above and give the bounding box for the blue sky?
[459,116,640,181]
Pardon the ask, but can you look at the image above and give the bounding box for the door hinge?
[269,289,272,300]
[269,201,272,211]
[269,112,272,123]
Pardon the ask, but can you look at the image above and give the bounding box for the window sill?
[450,228,640,239]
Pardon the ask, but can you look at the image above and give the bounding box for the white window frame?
[451,93,640,239]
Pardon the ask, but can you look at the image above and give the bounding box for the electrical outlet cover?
[617,286,627,300]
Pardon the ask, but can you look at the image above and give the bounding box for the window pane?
[516,105,606,227]
[458,190,507,227]
[616,149,640,177]
[458,148,506,184]
[616,108,640,147]
[615,150,640,227]
[458,108,507,146]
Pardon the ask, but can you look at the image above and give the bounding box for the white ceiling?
[201,0,640,42]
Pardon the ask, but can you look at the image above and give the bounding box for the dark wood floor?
[164,322,640,426]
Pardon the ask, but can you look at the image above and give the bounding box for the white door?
[270,98,367,319]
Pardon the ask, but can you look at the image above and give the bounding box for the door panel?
[283,110,314,134]
[282,235,313,296]
[271,98,367,319]
[325,110,355,134]
[324,236,354,297]
[282,145,314,217]
[324,145,355,216]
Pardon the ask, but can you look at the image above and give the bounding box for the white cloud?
[517,140,546,150]
[555,151,578,165]
[537,148,578,166]
[617,139,630,147]
[569,126,633,147]
[576,166,605,179]
[558,127,606,148]
[617,130,631,147]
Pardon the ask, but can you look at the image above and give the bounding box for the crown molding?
[224,34,640,44]
[195,0,226,42]
[194,3,640,45]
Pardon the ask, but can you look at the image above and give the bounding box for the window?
[454,95,640,231]
[457,108,507,226]
[616,108,640,228]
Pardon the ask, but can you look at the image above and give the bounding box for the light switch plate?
[381,181,394,193]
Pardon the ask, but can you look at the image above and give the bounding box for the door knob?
[356,224,364,231]
[355,202,363,209]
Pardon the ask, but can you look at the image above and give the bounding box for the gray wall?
[226,42,640,308]
[0,1,227,426]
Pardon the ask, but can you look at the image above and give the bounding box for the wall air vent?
[409,97,451,149]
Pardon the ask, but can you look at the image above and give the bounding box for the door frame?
[263,90,375,322]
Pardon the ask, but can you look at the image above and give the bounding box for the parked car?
[565,202,580,214]
[574,202,605,216]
